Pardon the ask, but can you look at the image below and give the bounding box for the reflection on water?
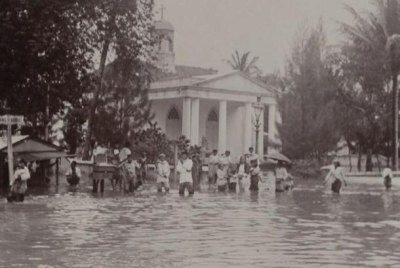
[1,177,400,268]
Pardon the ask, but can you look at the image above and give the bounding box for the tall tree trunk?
[366,148,373,172]
[375,154,381,172]
[392,69,399,170]
[357,144,362,172]
[82,39,110,160]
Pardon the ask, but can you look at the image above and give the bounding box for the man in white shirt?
[157,154,170,193]
[208,149,219,184]
[119,142,132,164]
[177,151,194,195]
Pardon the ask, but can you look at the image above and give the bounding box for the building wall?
[227,102,244,156]
[150,99,182,134]
[150,97,272,158]
[199,99,219,148]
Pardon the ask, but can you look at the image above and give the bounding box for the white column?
[258,106,264,157]
[243,102,252,153]
[182,97,191,140]
[268,104,276,146]
[218,100,227,153]
[190,98,200,145]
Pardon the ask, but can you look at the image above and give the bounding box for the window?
[168,38,173,52]
[208,109,218,122]
[167,107,180,120]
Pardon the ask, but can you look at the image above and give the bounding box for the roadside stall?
[0,135,67,188]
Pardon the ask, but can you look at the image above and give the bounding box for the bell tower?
[154,8,175,73]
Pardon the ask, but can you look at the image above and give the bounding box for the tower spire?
[161,5,165,19]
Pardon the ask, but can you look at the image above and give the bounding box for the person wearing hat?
[66,160,81,186]
[156,153,170,193]
[324,159,347,193]
[177,151,194,195]
[121,154,140,193]
[7,158,30,202]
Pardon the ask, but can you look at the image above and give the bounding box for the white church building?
[149,19,280,157]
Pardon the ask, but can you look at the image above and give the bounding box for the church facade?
[149,19,280,158]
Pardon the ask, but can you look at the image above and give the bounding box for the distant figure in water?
[249,161,261,191]
[324,160,347,193]
[382,167,393,190]
[66,161,81,186]
[275,161,289,192]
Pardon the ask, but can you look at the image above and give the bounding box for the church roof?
[152,65,218,81]
[150,70,279,97]
[155,19,174,31]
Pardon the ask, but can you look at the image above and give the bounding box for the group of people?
[109,142,149,193]
[208,147,261,193]
[208,147,294,193]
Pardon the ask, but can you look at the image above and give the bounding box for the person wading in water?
[382,166,393,190]
[177,151,194,196]
[324,160,347,193]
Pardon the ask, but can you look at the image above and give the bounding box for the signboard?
[0,115,24,125]
[0,115,24,186]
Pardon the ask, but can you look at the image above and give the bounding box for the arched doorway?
[166,106,182,140]
[206,109,219,151]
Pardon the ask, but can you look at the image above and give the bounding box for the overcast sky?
[153,0,374,74]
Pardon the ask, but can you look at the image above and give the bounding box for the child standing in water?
[156,153,170,193]
[382,167,393,190]
[249,161,261,191]
[324,160,347,193]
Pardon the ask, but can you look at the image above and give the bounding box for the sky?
[153,0,373,74]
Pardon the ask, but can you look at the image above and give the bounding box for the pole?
[174,143,178,182]
[56,158,59,187]
[7,121,13,187]
[255,126,259,155]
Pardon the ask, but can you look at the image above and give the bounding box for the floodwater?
[1,176,400,268]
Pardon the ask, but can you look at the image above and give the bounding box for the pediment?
[193,71,277,96]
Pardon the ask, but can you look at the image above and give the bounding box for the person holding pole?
[7,158,30,202]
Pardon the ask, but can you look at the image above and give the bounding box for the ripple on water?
[0,179,400,267]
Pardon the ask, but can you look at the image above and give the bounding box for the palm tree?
[339,0,400,170]
[225,50,260,75]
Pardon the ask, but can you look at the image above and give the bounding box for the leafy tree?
[131,122,172,163]
[279,20,341,161]
[225,50,260,75]
[91,58,154,146]
[82,0,155,160]
[339,0,400,170]
[0,0,93,138]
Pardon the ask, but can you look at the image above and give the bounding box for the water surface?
[1,176,400,268]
